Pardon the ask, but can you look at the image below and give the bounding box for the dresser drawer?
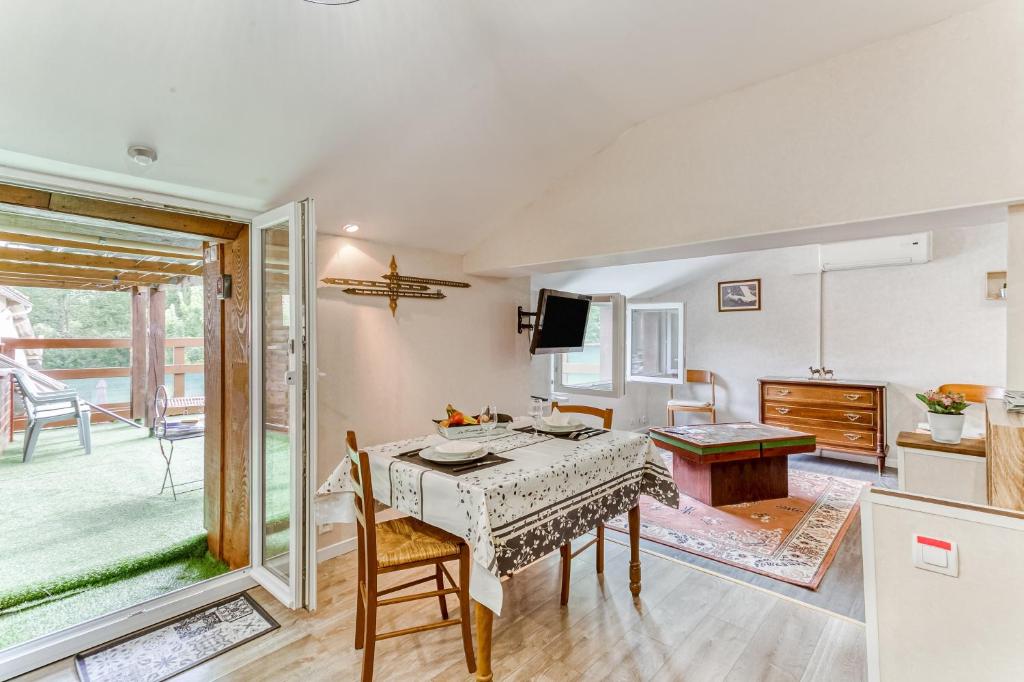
[762,383,877,407]
[762,402,876,429]
[765,417,878,451]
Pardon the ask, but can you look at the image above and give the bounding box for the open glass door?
[250,200,318,610]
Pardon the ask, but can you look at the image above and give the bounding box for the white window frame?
[552,293,625,398]
[625,302,685,384]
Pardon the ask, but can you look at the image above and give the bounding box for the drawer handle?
[843,433,863,441]
[775,407,791,415]
[776,389,791,396]
[844,413,861,422]
[843,393,861,401]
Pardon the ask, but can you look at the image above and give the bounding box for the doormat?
[606,454,869,589]
[75,592,278,682]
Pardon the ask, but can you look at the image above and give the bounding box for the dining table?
[316,419,679,681]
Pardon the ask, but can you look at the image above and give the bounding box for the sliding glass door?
[249,200,318,610]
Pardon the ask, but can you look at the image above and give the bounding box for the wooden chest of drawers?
[758,377,888,474]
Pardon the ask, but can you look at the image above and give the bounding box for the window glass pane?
[560,302,612,391]
[629,307,680,380]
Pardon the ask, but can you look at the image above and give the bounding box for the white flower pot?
[928,412,965,444]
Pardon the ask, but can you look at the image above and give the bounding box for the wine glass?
[480,404,498,432]
[527,398,544,430]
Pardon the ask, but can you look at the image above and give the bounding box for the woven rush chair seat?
[375,516,462,569]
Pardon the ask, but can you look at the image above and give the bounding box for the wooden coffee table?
[649,423,816,506]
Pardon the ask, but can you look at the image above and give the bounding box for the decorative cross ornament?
[322,255,470,317]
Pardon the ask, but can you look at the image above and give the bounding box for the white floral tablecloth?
[315,426,678,615]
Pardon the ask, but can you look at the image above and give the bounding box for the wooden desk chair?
[348,431,475,681]
[667,369,717,426]
[937,383,1005,404]
[548,402,613,606]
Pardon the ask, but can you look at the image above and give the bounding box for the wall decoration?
[718,278,761,312]
[322,255,470,317]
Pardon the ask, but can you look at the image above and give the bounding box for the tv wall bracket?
[517,306,537,334]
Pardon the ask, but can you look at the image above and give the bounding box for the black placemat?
[396,450,512,476]
[513,426,609,441]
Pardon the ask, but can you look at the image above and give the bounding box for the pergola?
[0,205,207,425]
[0,181,253,569]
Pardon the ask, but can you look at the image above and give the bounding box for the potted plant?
[916,389,969,444]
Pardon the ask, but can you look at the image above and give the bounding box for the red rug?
[607,454,869,589]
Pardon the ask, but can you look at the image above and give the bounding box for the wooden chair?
[937,383,1005,404]
[548,402,613,606]
[667,369,717,426]
[348,431,475,681]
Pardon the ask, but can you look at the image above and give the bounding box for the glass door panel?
[261,224,293,581]
[250,200,317,610]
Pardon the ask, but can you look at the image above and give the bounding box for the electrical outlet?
[319,523,334,535]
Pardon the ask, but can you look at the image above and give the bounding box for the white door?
[249,200,318,610]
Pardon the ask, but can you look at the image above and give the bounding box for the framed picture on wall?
[718,278,761,312]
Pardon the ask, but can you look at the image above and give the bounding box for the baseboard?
[317,537,356,564]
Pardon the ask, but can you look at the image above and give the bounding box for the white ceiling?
[0,0,992,253]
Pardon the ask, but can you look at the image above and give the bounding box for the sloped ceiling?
[0,0,992,252]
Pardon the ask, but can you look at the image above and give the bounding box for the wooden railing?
[0,337,203,427]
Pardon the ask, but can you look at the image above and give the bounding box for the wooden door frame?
[0,179,252,568]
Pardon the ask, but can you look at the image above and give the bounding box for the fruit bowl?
[433,407,513,440]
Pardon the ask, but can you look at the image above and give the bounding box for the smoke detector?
[127,145,158,167]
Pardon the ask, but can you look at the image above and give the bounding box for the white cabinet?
[896,432,987,504]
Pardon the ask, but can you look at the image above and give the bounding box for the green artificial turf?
[0,552,228,649]
[0,422,292,650]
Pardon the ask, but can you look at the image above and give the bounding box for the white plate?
[419,446,489,465]
[436,440,483,455]
[535,422,587,434]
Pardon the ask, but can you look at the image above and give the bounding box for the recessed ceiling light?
[343,224,360,233]
[127,145,158,167]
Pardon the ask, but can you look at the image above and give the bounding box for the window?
[625,302,684,384]
[553,294,624,397]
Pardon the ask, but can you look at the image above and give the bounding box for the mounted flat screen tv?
[530,289,592,355]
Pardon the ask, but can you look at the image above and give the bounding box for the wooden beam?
[0,181,245,241]
[1,336,202,350]
[0,184,49,210]
[0,230,203,262]
[0,277,119,291]
[0,245,199,275]
[222,227,250,568]
[0,261,178,285]
[146,288,166,428]
[204,242,225,558]
[131,286,149,421]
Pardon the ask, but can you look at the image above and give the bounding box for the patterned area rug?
[606,455,869,589]
[75,593,277,682]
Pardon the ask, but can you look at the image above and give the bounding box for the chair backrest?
[685,369,713,384]
[347,431,378,575]
[153,385,170,432]
[549,402,613,429]
[937,383,1005,404]
[682,369,716,406]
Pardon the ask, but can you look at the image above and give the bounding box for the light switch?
[921,544,948,568]
[912,534,958,577]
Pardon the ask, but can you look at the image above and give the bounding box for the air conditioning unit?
[819,232,932,272]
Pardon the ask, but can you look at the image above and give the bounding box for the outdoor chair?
[13,370,92,463]
[152,384,205,499]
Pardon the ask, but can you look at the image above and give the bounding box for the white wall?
[467,0,1024,275]
[1008,206,1024,387]
[534,223,1007,463]
[316,236,532,546]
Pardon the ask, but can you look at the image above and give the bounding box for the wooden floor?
[619,452,896,622]
[21,540,866,681]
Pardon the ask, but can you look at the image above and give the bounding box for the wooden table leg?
[475,602,494,682]
[628,503,641,597]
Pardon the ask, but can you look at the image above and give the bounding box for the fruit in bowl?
[439,403,478,428]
